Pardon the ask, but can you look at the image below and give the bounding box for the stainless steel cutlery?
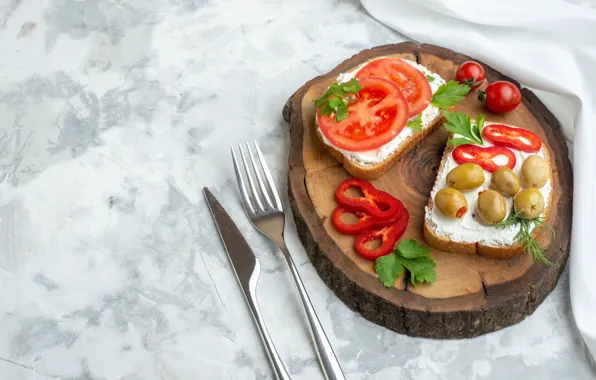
[205,139,345,380]
[230,140,345,380]
[204,188,291,380]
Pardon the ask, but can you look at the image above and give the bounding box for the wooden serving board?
[283,42,573,339]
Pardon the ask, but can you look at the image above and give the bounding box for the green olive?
[435,187,468,219]
[476,190,506,225]
[446,163,485,190]
[514,188,545,219]
[520,155,549,188]
[490,167,521,197]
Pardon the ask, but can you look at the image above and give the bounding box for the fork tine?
[246,142,274,210]
[231,146,256,214]
[239,144,265,212]
[253,140,282,211]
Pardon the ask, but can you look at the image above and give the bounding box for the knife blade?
[203,187,258,295]
[203,187,291,380]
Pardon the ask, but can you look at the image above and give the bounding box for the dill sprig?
[496,209,554,265]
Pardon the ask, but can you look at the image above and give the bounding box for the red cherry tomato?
[478,81,521,113]
[456,61,486,90]
[482,124,542,153]
[452,144,517,173]
[355,58,432,117]
[316,77,409,151]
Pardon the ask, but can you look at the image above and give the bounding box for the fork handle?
[245,294,292,380]
[279,245,346,380]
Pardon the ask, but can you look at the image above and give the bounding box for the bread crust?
[423,138,553,260]
[315,114,446,180]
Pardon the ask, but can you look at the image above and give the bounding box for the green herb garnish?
[462,77,478,87]
[406,114,423,132]
[374,239,436,287]
[426,74,435,83]
[313,79,363,122]
[431,80,471,108]
[442,111,484,146]
[496,209,554,265]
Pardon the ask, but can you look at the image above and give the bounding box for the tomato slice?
[316,77,409,151]
[452,144,517,173]
[355,58,432,117]
[482,124,542,153]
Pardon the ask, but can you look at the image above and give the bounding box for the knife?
[203,188,291,380]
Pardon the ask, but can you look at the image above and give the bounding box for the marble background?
[0,0,595,379]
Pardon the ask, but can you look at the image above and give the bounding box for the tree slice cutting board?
[283,42,573,339]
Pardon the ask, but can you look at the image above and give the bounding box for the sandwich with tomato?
[313,55,469,179]
[423,112,553,262]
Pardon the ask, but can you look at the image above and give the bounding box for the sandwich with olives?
[423,112,553,261]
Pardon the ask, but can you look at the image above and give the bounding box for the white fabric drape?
[360,0,596,359]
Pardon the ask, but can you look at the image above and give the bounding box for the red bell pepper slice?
[482,124,542,153]
[354,210,409,261]
[335,178,402,221]
[452,144,516,173]
[331,207,401,235]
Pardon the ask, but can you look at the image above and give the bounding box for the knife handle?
[245,283,291,380]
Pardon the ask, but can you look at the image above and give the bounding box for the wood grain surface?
[283,42,572,338]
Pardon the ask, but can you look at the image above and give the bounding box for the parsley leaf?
[335,106,348,122]
[374,239,436,287]
[398,256,436,285]
[313,79,363,122]
[431,80,470,108]
[476,114,485,133]
[442,111,484,146]
[328,96,344,109]
[397,239,431,258]
[375,253,405,287]
[318,103,334,117]
[425,74,435,83]
[471,114,484,142]
[341,79,363,93]
[406,114,422,132]
[446,137,473,146]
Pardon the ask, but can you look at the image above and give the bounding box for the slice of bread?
[423,138,553,260]
[313,55,449,181]
[315,113,446,180]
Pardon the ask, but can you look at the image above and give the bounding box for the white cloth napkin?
[360,0,596,360]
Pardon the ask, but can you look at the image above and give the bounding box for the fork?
[231,141,346,380]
